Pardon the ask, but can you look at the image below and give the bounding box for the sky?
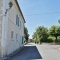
[17,0,60,39]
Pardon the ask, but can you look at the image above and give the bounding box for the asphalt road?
[9,43,42,60]
[8,43,60,60]
[37,45,60,60]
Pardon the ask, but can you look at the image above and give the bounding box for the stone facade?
[0,0,25,57]
[0,0,3,56]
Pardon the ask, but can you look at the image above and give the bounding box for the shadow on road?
[9,45,42,60]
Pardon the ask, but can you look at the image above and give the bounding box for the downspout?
[2,0,8,57]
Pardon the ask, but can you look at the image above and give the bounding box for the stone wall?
[0,0,3,56]
[6,0,24,55]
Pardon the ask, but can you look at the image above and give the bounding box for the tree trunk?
[55,36,58,42]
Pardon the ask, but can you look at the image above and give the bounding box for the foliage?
[58,19,60,24]
[32,32,39,43]
[48,25,60,42]
[57,36,60,42]
[47,36,55,43]
[32,26,48,43]
[32,25,60,43]
[24,27,29,42]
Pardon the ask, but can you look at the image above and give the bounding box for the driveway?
[9,43,42,60]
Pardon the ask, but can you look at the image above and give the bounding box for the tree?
[48,25,60,42]
[36,26,48,43]
[32,32,39,43]
[32,26,48,43]
[58,19,60,24]
[32,32,37,43]
[24,27,29,42]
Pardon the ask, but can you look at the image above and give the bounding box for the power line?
[25,12,60,16]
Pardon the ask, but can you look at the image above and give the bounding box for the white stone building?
[0,0,25,57]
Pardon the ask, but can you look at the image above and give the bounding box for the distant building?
[28,39,32,42]
[0,0,25,57]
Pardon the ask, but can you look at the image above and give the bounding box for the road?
[37,44,60,60]
[9,43,42,60]
[8,43,60,60]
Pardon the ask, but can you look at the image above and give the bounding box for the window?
[16,15,19,27]
[20,20,21,28]
[18,18,19,27]
[16,15,21,28]
[16,15,18,25]
[11,31,14,39]
[16,34,18,39]
[22,36,24,44]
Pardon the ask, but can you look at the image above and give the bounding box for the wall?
[6,0,24,55]
[0,0,3,56]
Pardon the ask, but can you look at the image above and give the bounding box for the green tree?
[24,27,29,42]
[32,32,39,43]
[32,26,48,43]
[36,26,48,43]
[58,19,60,24]
[32,32,37,43]
[48,25,60,42]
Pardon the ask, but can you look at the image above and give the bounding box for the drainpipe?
[2,0,13,58]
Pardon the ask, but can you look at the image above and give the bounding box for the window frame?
[16,34,18,40]
[16,15,20,27]
[11,31,14,39]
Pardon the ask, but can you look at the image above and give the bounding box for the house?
[0,0,25,57]
[28,39,33,42]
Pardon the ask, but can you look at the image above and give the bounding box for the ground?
[6,43,60,60]
[8,43,42,60]
[37,44,60,60]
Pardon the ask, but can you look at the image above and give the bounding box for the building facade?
[0,0,25,57]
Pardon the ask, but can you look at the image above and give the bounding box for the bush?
[47,38,53,43]
[57,36,60,42]
[40,38,48,42]
[47,36,55,43]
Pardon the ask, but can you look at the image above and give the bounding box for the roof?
[15,0,26,23]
